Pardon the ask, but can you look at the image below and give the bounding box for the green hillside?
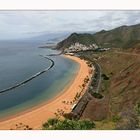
[57,23,140,50]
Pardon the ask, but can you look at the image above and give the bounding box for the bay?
[0,40,79,118]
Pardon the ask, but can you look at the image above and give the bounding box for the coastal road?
[71,60,102,119]
[90,60,102,93]
[94,61,102,93]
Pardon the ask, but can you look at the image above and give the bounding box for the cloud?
[0,11,140,39]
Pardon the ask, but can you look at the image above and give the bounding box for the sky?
[0,11,140,39]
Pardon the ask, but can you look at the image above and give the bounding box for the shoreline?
[0,55,80,122]
[0,54,92,130]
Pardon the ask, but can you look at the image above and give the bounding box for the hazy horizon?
[0,11,140,40]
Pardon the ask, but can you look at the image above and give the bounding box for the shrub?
[134,102,140,115]
[102,74,109,80]
[112,115,121,122]
[76,119,95,130]
[42,118,95,130]
[92,92,103,99]
[42,118,59,129]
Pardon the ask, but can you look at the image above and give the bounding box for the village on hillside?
[63,42,110,54]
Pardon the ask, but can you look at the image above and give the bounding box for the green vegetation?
[134,102,140,128]
[56,23,140,129]
[92,92,103,99]
[57,23,140,50]
[76,48,140,129]
[57,33,96,50]
[102,74,109,80]
[135,102,140,115]
[88,88,103,99]
[42,118,95,130]
[112,115,121,122]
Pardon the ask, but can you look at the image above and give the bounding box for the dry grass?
[80,48,140,129]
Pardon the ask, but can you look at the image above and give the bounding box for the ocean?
[0,40,79,118]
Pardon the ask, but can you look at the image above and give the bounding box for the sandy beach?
[0,55,92,130]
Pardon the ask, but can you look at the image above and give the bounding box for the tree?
[42,118,95,130]
[42,118,59,129]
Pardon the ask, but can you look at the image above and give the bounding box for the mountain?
[25,32,71,44]
[57,23,140,50]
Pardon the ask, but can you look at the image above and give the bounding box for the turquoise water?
[0,41,79,118]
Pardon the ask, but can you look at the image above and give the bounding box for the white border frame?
[0,0,140,140]
[0,0,139,10]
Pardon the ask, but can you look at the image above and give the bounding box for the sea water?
[0,40,79,118]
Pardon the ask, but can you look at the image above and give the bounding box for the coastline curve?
[0,55,54,94]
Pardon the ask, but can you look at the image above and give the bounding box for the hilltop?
[57,23,140,50]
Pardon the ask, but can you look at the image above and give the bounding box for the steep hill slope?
[79,49,140,129]
[57,23,140,50]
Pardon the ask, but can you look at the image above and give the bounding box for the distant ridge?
[57,23,140,50]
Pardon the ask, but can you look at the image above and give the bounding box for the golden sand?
[0,55,92,130]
